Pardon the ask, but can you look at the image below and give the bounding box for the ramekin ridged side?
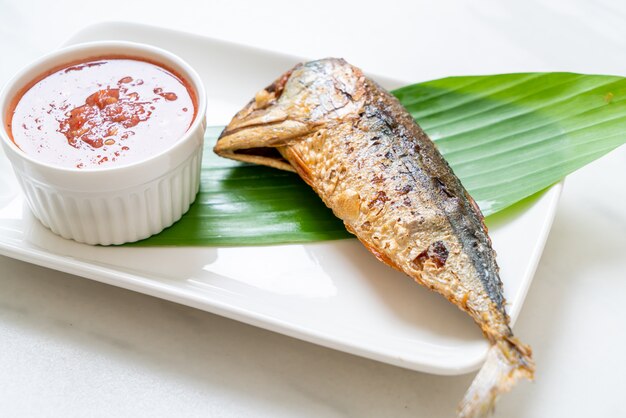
[0,41,207,245]
[14,146,202,245]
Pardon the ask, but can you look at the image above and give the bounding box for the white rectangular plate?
[0,22,562,375]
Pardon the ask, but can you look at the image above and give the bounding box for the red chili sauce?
[6,57,197,169]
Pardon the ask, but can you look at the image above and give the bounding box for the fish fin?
[458,337,534,418]
[278,146,314,186]
[360,239,402,271]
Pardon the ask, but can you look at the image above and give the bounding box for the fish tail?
[457,337,534,418]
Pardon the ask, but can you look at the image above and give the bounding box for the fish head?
[214,58,366,170]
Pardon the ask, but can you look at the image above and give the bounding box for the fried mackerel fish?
[214,58,534,417]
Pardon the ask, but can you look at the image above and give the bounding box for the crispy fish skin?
[215,58,534,417]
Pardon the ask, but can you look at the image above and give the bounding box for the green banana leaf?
[131,73,626,246]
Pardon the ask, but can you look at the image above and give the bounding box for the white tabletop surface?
[1,1,625,417]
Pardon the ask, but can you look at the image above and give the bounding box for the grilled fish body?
[215,58,534,417]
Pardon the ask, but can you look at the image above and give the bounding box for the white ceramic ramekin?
[0,41,207,245]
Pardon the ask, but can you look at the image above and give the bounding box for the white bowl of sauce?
[0,41,207,245]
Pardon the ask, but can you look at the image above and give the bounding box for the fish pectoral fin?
[214,119,316,172]
[458,337,534,418]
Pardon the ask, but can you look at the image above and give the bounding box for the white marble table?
[1,1,625,416]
